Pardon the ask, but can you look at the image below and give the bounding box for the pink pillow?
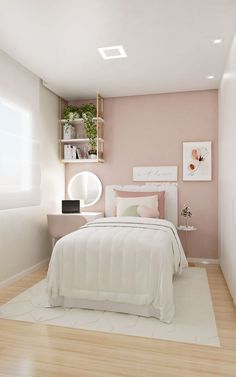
[114,190,165,219]
[137,205,159,218]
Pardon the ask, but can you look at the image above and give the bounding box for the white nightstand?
[47,212,104,245]
[177,225,197,257]
[177,225,197,232]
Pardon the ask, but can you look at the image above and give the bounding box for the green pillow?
[122,205,139,217]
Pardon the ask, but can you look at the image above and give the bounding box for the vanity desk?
[47,212,104,243]
[47,171,104,244]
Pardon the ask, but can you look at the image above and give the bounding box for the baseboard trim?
[0,258,49,288]
[187,257,219,265]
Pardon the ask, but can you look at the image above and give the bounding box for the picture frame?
[133,166,178,182]
[183,141,212,181]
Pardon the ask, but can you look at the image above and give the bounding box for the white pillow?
[116,195,158,217]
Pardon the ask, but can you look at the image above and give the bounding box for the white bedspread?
[47,217,187,322]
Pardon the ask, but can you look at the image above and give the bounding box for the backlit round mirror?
[68,171,102,208]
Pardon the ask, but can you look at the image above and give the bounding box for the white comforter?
[47,217,187,322]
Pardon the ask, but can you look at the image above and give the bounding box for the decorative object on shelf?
[64,145,71,160]
[133,166,178,182]
[63,105,80,121]
[63,123,76,139]
[64,145,77,160]
[63,105,79,140]
[183,141,212,181]
[180,203,192,227]
[79,103,97,155]
[76,147,82,159]
[81,145,88,159]
[62,200,80,214]
[88,150,97,159]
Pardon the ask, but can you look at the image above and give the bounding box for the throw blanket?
[47,217,187,322]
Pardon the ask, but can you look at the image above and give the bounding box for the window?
[0,100,31,193]
[0,100,40,209]
[0,50,41,210]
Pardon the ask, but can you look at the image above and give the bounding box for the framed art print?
[183,141,212,181]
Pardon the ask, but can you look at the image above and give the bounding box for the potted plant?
[180,203,192,227]
[79,103,97,158]
[63,105,79,139]
[63,105,80,121]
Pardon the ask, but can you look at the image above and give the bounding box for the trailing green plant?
[63,105,80,121]
[79,103,97,151]
[78,103,97,118]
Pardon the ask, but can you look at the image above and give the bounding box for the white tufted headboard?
[105,183,178,226]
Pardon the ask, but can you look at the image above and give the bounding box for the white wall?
[219,33,236,304]
[0,51,64,285]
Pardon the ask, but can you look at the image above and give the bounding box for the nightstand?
[177,225,197,257]
[47,212,104,245]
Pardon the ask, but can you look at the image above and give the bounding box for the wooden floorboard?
[0,264,235,377]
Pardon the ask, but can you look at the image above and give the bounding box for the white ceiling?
[0,0,236,99]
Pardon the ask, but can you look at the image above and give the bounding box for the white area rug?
[0,268,220,347]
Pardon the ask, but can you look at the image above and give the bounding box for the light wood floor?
[0,264,235,377]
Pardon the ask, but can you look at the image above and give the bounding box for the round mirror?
[68,171,102,208]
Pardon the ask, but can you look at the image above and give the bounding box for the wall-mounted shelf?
[62,158,104,163]
[60,138,104,143]
[59,94,104,163]
[60,117,104,125]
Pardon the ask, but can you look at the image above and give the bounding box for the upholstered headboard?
[105,183,178,226]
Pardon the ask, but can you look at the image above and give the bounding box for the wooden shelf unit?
[59,94,104,163]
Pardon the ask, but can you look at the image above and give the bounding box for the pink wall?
[66,90,218,259]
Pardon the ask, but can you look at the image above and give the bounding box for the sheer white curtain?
[0,51,41,209]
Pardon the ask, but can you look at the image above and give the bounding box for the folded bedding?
[47,217,188,322]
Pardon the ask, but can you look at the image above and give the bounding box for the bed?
[47,184,187,323]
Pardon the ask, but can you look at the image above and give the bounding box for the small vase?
[185,217,190,228]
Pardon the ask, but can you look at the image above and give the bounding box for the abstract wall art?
[183,141,212,181]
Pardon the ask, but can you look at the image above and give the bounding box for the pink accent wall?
[66,90,218,259]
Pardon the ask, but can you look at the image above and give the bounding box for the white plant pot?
[88,151,97,159]
[63,124,76,139]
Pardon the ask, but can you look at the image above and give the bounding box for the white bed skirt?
[49,296,161,318]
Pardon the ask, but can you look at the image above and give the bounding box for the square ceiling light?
[98,45,127,60]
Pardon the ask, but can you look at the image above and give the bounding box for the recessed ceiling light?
[98,45,127,60]
[206,75,215,80]
[213,38,223,44]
